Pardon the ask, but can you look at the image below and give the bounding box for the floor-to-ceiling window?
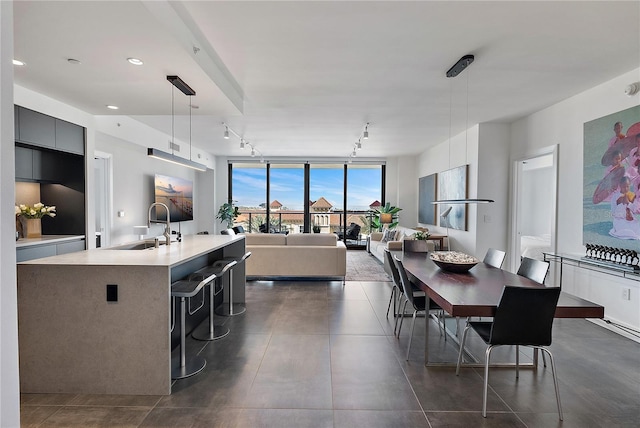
[229,161,383,242]
[230,163,266,232]
[269,163,305,233]
[309,164,344,234]
[347,165,382,236]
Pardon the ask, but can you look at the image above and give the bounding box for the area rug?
[346,250,390,282]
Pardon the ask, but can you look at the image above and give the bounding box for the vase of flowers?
[16,203,56,238]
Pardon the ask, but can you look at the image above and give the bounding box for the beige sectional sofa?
[368,226,437,273]
[245,233,346,280]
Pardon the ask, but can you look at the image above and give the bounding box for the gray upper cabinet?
[15,146,33,180]
[15,106,85,155]
[55,119,84,155]
[18,107,56,149]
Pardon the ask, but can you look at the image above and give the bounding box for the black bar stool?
[189,260,237,341]
[170,274,212,379]
[215,252,252,317]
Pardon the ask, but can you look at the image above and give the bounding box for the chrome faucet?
[148,203,171,245]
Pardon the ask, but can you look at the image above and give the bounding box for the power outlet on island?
[622,288,631,301]
[107,284,118,302]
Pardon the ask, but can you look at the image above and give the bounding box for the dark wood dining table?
[397,252,605,365]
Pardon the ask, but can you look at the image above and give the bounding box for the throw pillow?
[382,228,396,242]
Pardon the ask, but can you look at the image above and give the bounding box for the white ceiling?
[13,1,640,159]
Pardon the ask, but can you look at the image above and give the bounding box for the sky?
[232,165,382,211]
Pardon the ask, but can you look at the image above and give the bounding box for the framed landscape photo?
[438,165,468,231]
[418,173,437,225]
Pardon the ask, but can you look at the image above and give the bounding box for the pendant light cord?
[171,85,174,155]
[448,78,452,169]
[189,96,192,161]
[465,69,469,164]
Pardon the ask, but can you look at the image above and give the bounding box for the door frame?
[509,145,558,273]
[94,151,113,248]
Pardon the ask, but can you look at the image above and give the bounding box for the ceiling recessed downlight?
[12,59,26,66]
[67,58,81,65]
[106,105,119,110]
[127,58,143,66]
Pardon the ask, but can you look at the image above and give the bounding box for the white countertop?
[16,235,85,248]
[18,234,244,267]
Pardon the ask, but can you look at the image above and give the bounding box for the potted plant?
[404,230,431,253]
[371,202,402,231]
[216,200,240,228]
[312,225,321,233]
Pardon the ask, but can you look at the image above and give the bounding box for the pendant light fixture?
[147,75,207,172]
[433,55,493,205]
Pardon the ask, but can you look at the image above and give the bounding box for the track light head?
[239,139,245,149]
[251,147,256,157]
[224,127,229,139]
[356,141,362,150]
[363,123,369,139]
[352,149,357,157]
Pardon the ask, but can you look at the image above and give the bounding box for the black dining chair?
[483,248,506,269]
[517,257,550,284]
[455,285,563,420]
[393,255,445,360]
[384,248,402,320]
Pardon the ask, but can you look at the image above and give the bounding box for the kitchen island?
[17,234,246,395]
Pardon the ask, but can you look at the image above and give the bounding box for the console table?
[543,252,640,288]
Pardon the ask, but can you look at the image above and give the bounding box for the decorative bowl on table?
[430,251,479,273]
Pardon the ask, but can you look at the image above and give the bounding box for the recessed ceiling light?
[127,58,143,66]
[191,105,199,109]
[12,59,26,66]
[106,105,119,110]
[67,58,81,65]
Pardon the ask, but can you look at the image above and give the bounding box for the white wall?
[391,156,418,228]
[512,68,640,332]
[476,123,510,264]
[1,2,20,426]
[94,132,215,244]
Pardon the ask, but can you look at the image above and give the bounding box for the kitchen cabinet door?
[15,146,33,180]
[55,119,84,155]
[17,107,56,149]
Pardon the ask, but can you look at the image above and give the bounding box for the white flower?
[41,208,47,213]
[49,213,56,218]
[29,209,37,216]
[15,206,21,215]
[20,204,26,210]
[47,206,56,212]
[34,202,44,209]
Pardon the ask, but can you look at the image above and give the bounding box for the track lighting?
[222,122,263,159]
[346,123,370,158]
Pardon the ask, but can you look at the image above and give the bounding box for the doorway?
[94,152,112,248]
[511,147,558,273]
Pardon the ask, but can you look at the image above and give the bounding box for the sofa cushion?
[244,233,287,246]
[286,233,337,246]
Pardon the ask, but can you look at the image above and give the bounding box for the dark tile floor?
[21,279,640,427]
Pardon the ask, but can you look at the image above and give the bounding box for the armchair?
[336,223,361,241]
